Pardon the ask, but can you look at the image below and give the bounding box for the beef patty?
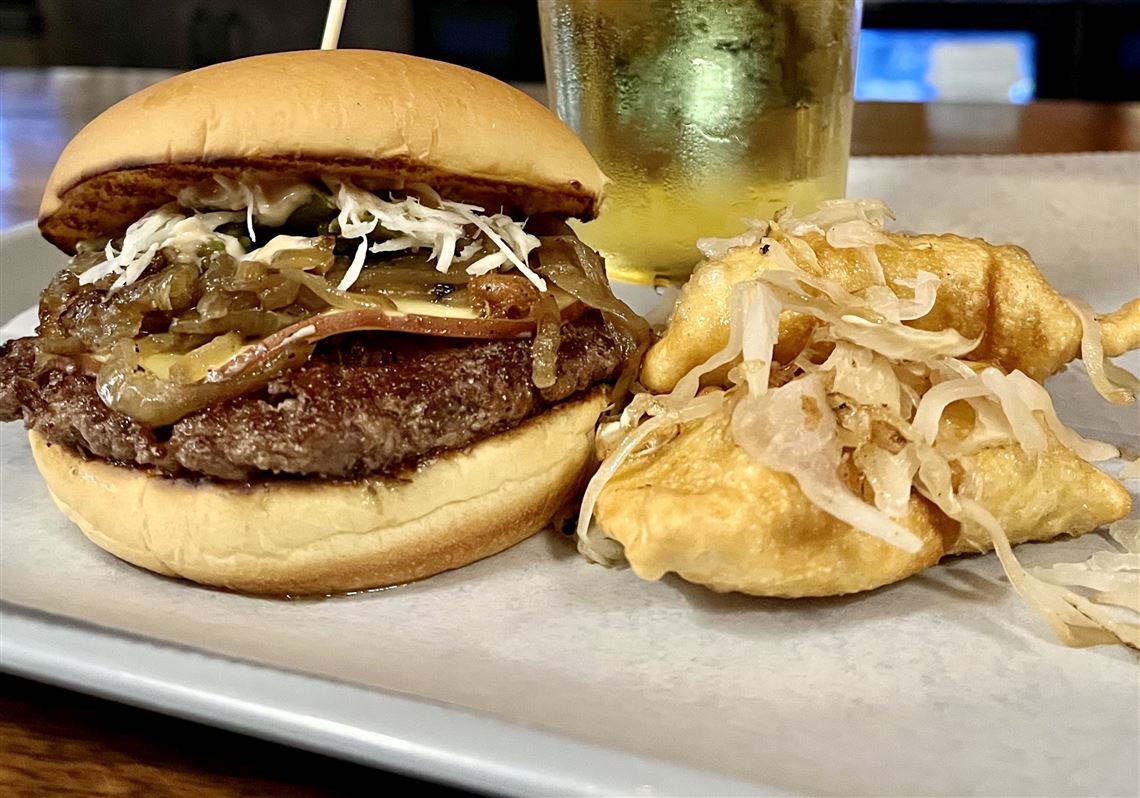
[0,317,621,481]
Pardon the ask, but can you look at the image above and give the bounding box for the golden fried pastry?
[593,408,1130,597]
[582,201,1138,646]
[643,231,1140,393]
[952,441,1132,555]
[593,411,953,597]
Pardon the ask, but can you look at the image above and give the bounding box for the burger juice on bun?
[1,50,649,594]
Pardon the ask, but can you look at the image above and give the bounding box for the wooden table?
[1,67,1138,797]
[0,674,454,796]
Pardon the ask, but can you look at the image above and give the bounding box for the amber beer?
[539,0,860,283]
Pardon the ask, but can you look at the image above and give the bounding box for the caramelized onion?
[195,288,254,319]
[537,236,651,401]
[256,276,302,309]
[278,269,397,311]
[37,271,90,354]
[351,255,475,292]
[469,273,542,319]
[96,338,313,426]
[169,309,299,337]
[133,332,214,356]
[40,259,201,354]
[530,292,562,389]
[266,244,335,275]
[49,222,646,425]
[165,332,243,383]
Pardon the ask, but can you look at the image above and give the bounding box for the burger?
[0,49,648,594]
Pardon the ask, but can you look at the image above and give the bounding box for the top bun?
[40,49,607,253]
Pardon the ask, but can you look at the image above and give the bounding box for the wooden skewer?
[321,0,348,50]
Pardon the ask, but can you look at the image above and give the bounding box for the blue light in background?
[1122,31,1140,72]
[856,30,1037,104]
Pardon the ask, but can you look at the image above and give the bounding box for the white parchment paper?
[2,154,1138,796]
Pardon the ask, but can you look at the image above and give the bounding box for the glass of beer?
[539,0,861,283]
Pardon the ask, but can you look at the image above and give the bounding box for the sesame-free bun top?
[40,49,607,253]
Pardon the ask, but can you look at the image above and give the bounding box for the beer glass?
[539,0,861,283]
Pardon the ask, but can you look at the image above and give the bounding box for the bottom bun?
[31,388,607,595]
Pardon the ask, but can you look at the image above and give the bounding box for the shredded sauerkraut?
[82,176,544,293]
[1065,297,1139,406]
[578,198,1140,648]
[80,208,245,288]
[1023,520,1140,647]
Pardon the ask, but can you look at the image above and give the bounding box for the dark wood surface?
[0,674,478,797]
[1,66,1138,797]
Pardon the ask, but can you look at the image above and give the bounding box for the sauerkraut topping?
[81,177,543,293]
[1065,297,1139,405]
[1022,520,1139,647]
[579,198,1139,648]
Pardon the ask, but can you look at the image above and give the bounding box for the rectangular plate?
[2,154,1139,796]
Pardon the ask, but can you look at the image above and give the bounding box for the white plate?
[1,609,762,796]
[2,154,1139,797]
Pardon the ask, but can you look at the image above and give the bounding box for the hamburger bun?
[30,388,607,595]
[40,49,608,252]
[10,49,645,596]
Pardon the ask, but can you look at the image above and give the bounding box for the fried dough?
[952,441,1132,555]
[594,409,1132,598]
[593,410,954,597]
[643,233,1140,393]
[584,200,1138,649]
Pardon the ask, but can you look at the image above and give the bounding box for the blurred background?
[1,0,1138,102]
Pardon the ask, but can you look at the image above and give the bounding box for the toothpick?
[321,0,347,50]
